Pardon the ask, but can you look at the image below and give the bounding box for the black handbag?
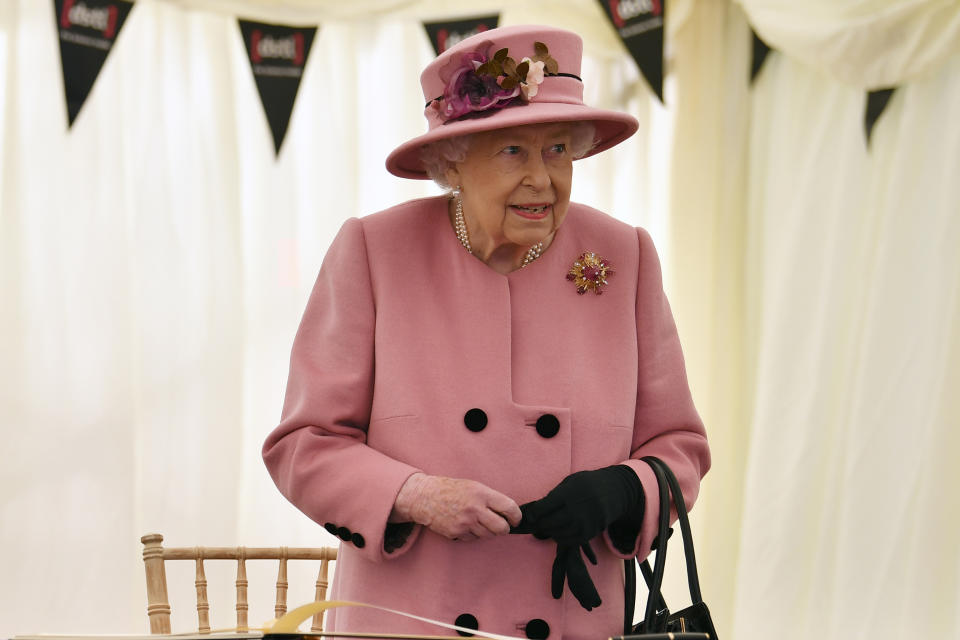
[614,456,718,640]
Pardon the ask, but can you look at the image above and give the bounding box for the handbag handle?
[633,457,706,633]
[640,457,672,632]
[646,456,704,603]
[623,545,636,634]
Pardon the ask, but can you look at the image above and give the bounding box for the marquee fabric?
[669,6,960,640]
[735,0,960,89]
[1,2,958,640]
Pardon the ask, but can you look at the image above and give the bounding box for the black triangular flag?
[750,28,772,84]
[597,0,665,102]
[865,88,896,145]
[53,0,134,127]
[423,15,499,56]
[238,20,317,156]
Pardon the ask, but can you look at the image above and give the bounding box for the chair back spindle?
[194,549,210,633]
[311,558,332,633]
[140,533,338,635]
[236,548,249,632]
[275,548,289,619]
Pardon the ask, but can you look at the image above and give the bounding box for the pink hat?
[385,24,640,179]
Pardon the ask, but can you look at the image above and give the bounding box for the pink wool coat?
[263,196,710,640]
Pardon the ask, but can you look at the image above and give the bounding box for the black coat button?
[351,532,366,548]
[535,414,560,438]
[524,619,550,640]
[464,408,488,432]
[454,613,479,637]
[324,522,338,535]
[337,526,352,541]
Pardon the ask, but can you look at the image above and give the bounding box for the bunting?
[864,88,897,145]
[53,0,134,127]
[238,20,317,156]
[423,15,500,56]
[46,4,912,155]
[750,28,772,84]
[597,0,666,102]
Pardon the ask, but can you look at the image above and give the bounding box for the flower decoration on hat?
[430,42,565,122]
[567,251,613,295]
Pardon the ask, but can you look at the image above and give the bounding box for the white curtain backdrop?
[733,48,960,638]
[0,0,669,636]
[739,0,960,88]
[2,0,959,639]
[729,1,960,637]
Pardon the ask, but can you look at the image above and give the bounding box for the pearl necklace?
[453,194,543,268]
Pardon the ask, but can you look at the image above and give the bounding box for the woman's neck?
[448,199,553,274]
[479,243,533,275]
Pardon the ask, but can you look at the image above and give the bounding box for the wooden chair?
[141,533,338,635]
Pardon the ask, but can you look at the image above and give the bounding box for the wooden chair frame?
[141,533,338,634]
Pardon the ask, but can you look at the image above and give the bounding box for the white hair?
[419,121,597,190]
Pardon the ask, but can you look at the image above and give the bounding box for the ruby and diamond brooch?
[567,251,613,295]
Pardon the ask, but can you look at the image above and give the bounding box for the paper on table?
[269,601,524,640]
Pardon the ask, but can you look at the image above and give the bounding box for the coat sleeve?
[262,217,423,562]
[602,227,711,559]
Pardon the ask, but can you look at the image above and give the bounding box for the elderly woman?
[263,24,709,640]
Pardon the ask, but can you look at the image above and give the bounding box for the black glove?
[383,522,414,553]
[552,541,601,611]
[512,465,644,545]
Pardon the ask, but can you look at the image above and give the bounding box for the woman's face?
[446,123,574,253]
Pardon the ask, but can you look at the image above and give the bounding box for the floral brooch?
[429,42,566,122]
[567,252,613,295]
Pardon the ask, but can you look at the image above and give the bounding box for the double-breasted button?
[350,532,366,548]
[535,414,560,438]
[454,613,479,637]
[464,408,488,432]
[524,618,550,640]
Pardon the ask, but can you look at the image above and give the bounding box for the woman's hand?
[552,542,601,611]
[390,473,522,541]
[510,465,643,611]
[511,464,643,545]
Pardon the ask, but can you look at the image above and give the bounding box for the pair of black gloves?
[510,465,645,611]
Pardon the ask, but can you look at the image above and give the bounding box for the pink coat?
[263,196,709,640]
